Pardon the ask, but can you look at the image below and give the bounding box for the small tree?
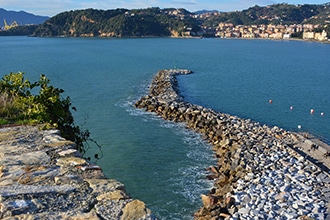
[0,72,100,156]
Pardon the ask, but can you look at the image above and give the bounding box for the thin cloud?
[171,0,197,6]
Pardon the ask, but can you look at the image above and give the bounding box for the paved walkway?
[290,132,330,219]
[292,132,330,174]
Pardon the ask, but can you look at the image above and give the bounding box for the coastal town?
[213,22,329,41]
[189,7,330,41]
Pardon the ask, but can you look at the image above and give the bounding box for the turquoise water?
[1,37,329,219]
[178,39,330,140]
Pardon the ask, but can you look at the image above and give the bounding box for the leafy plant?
[0,72,101,157]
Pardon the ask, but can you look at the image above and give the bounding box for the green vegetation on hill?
[32,3,330,38]
[203,3,330,27]
[1,3,329,37]
[33,7,200,37]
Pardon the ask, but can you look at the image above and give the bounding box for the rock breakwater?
[135,69,330,219]
[0,125,154,219]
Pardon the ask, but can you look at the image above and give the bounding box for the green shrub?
[0,92,17,121]
[0,72,99,155]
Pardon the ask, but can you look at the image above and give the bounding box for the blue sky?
[0,0,328,16]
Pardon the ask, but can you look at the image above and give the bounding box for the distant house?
[270,32,283,39]
[315,30,328,41]
[303,30,327,41]
[303,31,315,40]
[283,33,291,39]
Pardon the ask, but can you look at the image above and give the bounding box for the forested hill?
[32,8,200,37]
[31,3,330,37]
[203,3,330,28]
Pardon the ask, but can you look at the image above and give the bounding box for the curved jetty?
[0,125,154,219]
[135,69,330,219]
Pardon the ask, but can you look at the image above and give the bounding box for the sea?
[1,36,329,219]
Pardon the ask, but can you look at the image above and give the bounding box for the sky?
[0,0,328,17]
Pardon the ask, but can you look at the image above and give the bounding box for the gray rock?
[0,126,152,219]
[135,69,330,220]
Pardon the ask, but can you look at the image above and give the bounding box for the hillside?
[33,7,200,37]
[33,3,330,38]
[202,3,330,27]
[0,8,49,26]
[2,2,330,38]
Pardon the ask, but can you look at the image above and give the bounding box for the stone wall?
[135,69,330,219]
[0,125,154,220]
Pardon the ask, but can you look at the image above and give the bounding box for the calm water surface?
[1,37,329,219]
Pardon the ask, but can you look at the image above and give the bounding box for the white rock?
[313,203,320,212]
[250,209,259,216]
[297,156,305,162]
[241,194,251,204]
[260,192,267,199]
[285,212,298,219]
[13,200,29,208]
[294,198,305,205]
[58,149,77,156]
[297,209,309,216]
[255,184,263,190]
[304,204,313,211]
[292,202,299,209]
[237,207,250,216]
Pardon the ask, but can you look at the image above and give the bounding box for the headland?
[135,69,330,219]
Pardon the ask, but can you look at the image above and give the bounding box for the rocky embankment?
[0,125,153,219]
[135,69,330,219]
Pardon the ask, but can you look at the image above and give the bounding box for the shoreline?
[215,36,330,44]
[3,35,330,45]
[135,69,330,219]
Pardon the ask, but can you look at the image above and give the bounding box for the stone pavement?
[293,133,330,171]
[0,125,154,219]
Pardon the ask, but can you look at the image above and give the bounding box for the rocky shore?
[135,69,330,219]
[0,125,154,219]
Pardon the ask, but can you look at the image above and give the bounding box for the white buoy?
[310,109,314,114]
[321,112,324,116]
[298,125,302,130]
[290,106,293,110]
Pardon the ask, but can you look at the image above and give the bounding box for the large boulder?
[120,200,151,220]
